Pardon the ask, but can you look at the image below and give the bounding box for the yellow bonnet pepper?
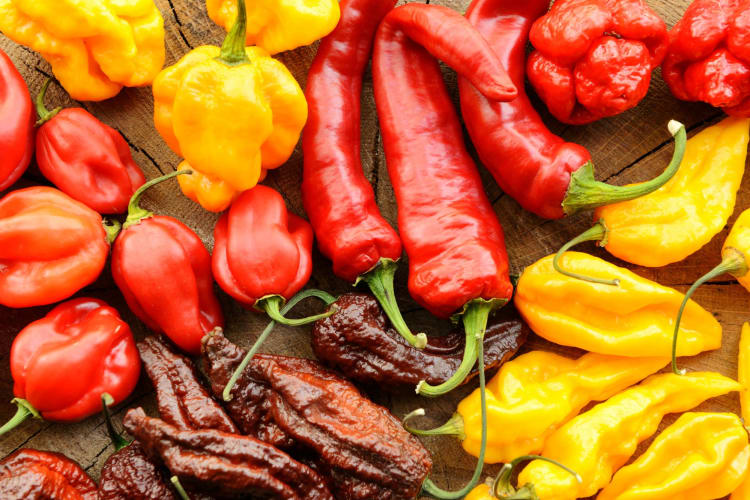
[0,0,164,101]
[205,0,340,55]
[516,371,740,500]
[404,351,667,464]
[599,412,750,500]
[153,0,307,212]
[732,323,750,500]
[514,252,721,357]
[556,116,749,271]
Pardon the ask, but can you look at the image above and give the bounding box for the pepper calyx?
[403,410,466,441]
[102,218,122,244]
[257,292,337,326]
[218,0,251,66]
[123,170,192,229]
[492,455,581,500]
[553,220,619,286]
[0,398,42,438]
[35,78,62,126]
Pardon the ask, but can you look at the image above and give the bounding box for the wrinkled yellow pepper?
[732,323,750,500]
[599,412,750,500]
[514,252,722,357]
[206,0,340,54]
[153,0,307,212]
[0,0,164,101]
[517,372,740,500]
[405,351,667,464]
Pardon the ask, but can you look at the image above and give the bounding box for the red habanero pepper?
[0,186,118,308]
[373,3,516,398]
[0,449,98,500]
[34,79,146,214]
[302,0,428,349]
[0,298,139,438]
[526,0,668,124]
[112,171,223,355]
[459,0,684,219]
[0,48,34,193]
[663,0,750,116]
[213,185,335,325]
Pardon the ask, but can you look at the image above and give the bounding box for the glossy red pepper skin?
[213,185,313,307]
[663,0,750,116]
[301,0,400,283]
[10,298,139,422]
[526,0,668,124]
[373,3,515,318]
[0,449,98,500]
[0,187,110,308]
[0,48,34,193]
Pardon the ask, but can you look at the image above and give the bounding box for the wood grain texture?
[0,0,747,497]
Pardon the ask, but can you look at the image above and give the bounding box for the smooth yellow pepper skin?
[724,209,750,291]
[466,483,493,500]
[206,0,340,55]
[514,252,722,357]
[0,0,164,101]
[731,323,750,500]
[517,372,741,500]
[599,412,750,500]
[457,351,667,463]
[594,116,750,267]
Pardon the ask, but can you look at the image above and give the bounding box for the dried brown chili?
[0,448,97,500]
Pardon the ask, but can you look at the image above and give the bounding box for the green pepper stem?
[421,325,487,499]
[124,170,192,229]
[35,78,62,126]
[403,410,466,441]
[171,476,190,500]
[218,0,250,65]
[417,298,503,397]
[258,292,337,326]
[492,455,581,500]
[0,398,41,437]
[222,289,337,401]
[672,249,748,375]
[553,220,619,286]
[101,393,131,451]
[359,258,427,348]
[562,120,686,215]
[103,219,122,244]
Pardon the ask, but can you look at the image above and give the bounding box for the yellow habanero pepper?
[517,372,741,500]
[514,252,721,357]
[555,116,749,276]
[403,351,667,464]
[153,0,307,212]
[599,412,750,500]
[205,0,340,55]
[0,0,164,101]
[731,323,750,500]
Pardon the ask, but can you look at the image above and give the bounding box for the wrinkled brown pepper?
[98,442,177,500]
[0,448,97,500]
[312,293,528,388]
[202,330,433,500]
[124,408,334,500]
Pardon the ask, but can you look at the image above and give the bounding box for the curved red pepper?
[112,172,223,355]
[373,3,514,397]
[0,48,34,193]
[0,298,139,437]
[663,0,750,116]
[0,186,115,308]
[35,80,146,214]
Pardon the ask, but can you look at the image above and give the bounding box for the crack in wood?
[8,423,52,456]
[166,0,194,50]
[118,129,167,176]
[84,441,114,471]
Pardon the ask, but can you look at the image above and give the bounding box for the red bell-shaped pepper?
[0,298,139,437]
[0,186,117,308]
[112,171,223,354]
[0,47,34,192]
[34,80,146,213]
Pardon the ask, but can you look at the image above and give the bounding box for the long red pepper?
[459,0,683,220]
[0,47,34,193]
[372,3,516,400]
[301,0,427,348]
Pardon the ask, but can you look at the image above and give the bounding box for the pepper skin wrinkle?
[0,449,98,500]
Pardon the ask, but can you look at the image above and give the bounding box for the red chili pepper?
[302,0,427,348]
[663,0,750,116]
[459,0,685,219]
[0,298,139,438]
[0,449,98,500]
[0,48,34,193]
[112,171,223,355]
[34,79,146,214]
[526,0,668,124]
[373,3,515,397]
[0,186,118,308]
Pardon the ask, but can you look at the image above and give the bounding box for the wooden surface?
[0,0,746,496]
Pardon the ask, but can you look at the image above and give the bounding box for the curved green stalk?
[124,170,192,228]
[553,221,619,286]
[171,476,190,500]
[101,393,130,451]
[0,398,41,437]
[35,78,61,126]
[403,411,465,441]
[257,292,336,326]
[492,455,581,499]
[218,0,250,66]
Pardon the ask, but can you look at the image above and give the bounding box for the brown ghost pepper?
[0,448,98,500]
[98,441,178,500]
[311,293,528,389]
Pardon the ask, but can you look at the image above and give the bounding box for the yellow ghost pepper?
[0,0,164,101]
[732,323,750,500]
[599,412,750,500]
[404,351,667,464]
[205,0,340,55]
[515,252,722,357]
[466,455,581,500]
[153,0,307,212]
[517,372,741,500]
